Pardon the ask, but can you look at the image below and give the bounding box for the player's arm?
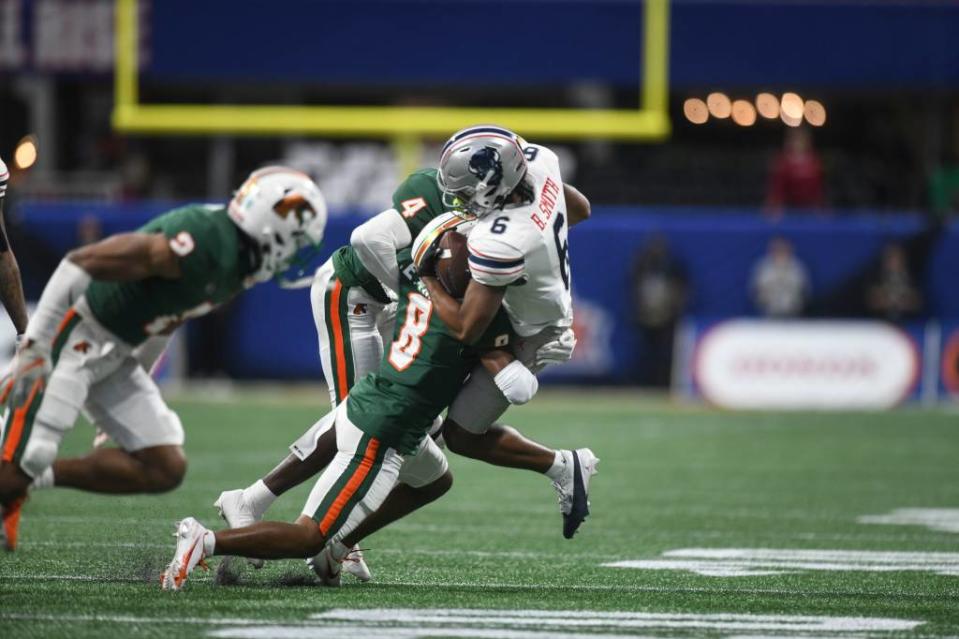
[419,276,504,345]
[479,348,539,405]
[0,161,29,335]
[564,183,590,227]
[23,232,182,349]
[350,208,411,293]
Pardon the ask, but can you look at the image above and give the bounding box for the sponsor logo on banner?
[693,320,919,409]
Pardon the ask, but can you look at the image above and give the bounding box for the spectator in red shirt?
[765,127,825,216]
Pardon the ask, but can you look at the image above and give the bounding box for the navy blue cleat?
[553,448,599,539]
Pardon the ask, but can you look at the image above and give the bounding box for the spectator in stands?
[630,235,688,387]
[751,237,810,317]
[77,214,103,246]
[865,243,923,322]
[765,127,825,216]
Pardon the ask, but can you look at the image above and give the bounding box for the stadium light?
[804,99,827,126]
[707,93,732,119]
[14,135,38,170]
[731,100,757,126]
[683,98,709,124]
[755,93,780,120]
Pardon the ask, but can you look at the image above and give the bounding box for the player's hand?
[415,238,441,278]
[411,212,469,277]
[2,340,52,407]
[535,328,577,367]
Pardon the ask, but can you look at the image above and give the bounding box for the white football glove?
[2,340,52,408]
[535,328,577,368]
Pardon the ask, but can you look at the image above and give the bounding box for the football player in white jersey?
[414,125,598,539]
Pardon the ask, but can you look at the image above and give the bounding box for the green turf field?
[1,389,958,638]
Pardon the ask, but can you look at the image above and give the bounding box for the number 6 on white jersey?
[388,292,433,371]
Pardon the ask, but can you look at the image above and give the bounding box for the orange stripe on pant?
[328,280,349,402]
[2,377,43,463]
[54,308,78,338]
[318,437,381,536]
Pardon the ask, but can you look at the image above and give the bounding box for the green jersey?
[331,168,451,301]
[346,250,513,454]
[85,204,255,346]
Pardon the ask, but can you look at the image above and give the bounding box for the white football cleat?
[551,448,600,539]
[341,545,372,582]
[306,545,342,587]
[214,489,264,569]
[161,517,210,591]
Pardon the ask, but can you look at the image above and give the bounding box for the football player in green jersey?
[213,164,593,581]
[0,167,327,551]
[162,246,538,590]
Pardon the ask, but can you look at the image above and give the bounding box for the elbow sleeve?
[493,360,539,405]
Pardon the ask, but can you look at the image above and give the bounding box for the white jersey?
[467,144,573,337]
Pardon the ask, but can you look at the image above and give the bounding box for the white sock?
[243,480,277,519]
[203,530,216,555]
[544,450,567,482]
[329,540,349,562]
[32,467,55,490]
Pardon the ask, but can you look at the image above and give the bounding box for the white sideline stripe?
[311,608,922,632]
[211,629,652,639]
[603,548,959,577]
[665,548,959,563]
[1,608,926,639]
[858,508,959,533]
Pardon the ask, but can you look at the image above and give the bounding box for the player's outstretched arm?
[480,349,539,405]
[0,160,28,336]
[67,232,181,281]
[23,233,181,349]
[0,215,29,336]
[420,276,504,345]
[564,183,591,227]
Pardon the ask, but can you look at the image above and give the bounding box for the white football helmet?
[228,166,327,285]
[437,125,529,218]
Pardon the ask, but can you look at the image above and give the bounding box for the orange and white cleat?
[2,495,27,551]
[160,517,211,591]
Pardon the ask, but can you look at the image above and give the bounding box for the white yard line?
[604,548,959,577]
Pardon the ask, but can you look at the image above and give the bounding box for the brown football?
[436,231,472,298]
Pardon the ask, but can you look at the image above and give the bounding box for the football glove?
[535,328,577,368]
[411,213,473,277]
[2,341,51,408]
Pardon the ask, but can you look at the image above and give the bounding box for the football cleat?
[341,545,372,583]
[551,448,600,539]
[306,545,342,587]
[160,517,210,591]
[2,495,27,551]
[214,489,264,569]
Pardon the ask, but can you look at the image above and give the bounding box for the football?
[436,230,471,298]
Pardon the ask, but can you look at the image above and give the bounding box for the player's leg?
[217,264,388,525]
[48,357,186,494]
[444,328,599,539]
[162,406,402,590]
[309,434,452,584]
[0,313,95,549]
